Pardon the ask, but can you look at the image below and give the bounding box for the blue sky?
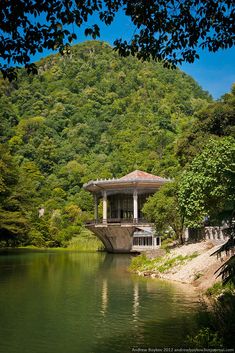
[31,10,235,100]
[181,48,235,99]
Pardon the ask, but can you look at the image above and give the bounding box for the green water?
[0,250,206,353]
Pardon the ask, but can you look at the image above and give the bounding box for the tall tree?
[178,137,235,227]
[142,181,185,244]
[0,145,29,245]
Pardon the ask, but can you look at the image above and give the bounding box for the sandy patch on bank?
[141,240,230,291]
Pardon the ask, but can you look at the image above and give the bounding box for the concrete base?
[86,224,136,253]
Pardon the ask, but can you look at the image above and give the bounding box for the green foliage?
[157,253,198,272]
[0,144,30,245]
[206,281,235,297]
[0,41,211,248]
[129,254,159,272]
[1,1,234,79]
[129,252,198,273]
[176,85,235,166]
[0,210,28,243]
[66,229,104,251]
[187,328,223,348]
[161,235,176,251]
[188,284,235,348]
[27,229,46,248]
[179,137,235,228]
[177,90,235,285]
[1,41,234,251]
[142,181,185,243]
[0,144,17,193]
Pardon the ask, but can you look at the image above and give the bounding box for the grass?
[129,254,162,272]
[130,252,198,273]
[161,238,175,252]
[206,281,235,297]
[157,253,198,272]
[66,235,104,251]
[186,328,223,348]
[18,231,104,252]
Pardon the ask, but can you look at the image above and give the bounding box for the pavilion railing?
[85,218,150,225]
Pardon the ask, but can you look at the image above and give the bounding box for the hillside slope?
[0,40,211,246]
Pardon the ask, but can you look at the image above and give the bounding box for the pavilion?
[83,170,170,253]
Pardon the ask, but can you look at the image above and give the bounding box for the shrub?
[187,328,223,348]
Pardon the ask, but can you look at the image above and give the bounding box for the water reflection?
[101,279,108,316]
[133,282,139,322]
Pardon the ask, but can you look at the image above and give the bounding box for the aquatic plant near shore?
[186,283,235,350]
[186,328,223,349]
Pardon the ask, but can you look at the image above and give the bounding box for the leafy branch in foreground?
[1,0,235,79]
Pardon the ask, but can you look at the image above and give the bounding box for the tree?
[175,137,235,284]
[0,145,29,245]
[142,181,185,244]
[1,0,235,80]
[176,85,235,166]
[178,137,235,228]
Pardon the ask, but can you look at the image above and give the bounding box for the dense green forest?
[0,40,234,248]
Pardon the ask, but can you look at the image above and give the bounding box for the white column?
[94,194,98,222]
[184,228,189,242]
[153,237,156,248]
[133,189,138,224]
[103,191,107,224]
[117,196,121,220]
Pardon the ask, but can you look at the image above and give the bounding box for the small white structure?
[132,227,161,251]
[38,208,45,218]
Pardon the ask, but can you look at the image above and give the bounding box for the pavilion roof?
[83,170,170,193]
[119,170,166,181]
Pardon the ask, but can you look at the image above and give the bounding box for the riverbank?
[0,235,104,253]
[130,240,230,291]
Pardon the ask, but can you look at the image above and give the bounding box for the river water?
[0,250,206,353]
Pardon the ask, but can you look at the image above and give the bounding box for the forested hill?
[0,40,212,247]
